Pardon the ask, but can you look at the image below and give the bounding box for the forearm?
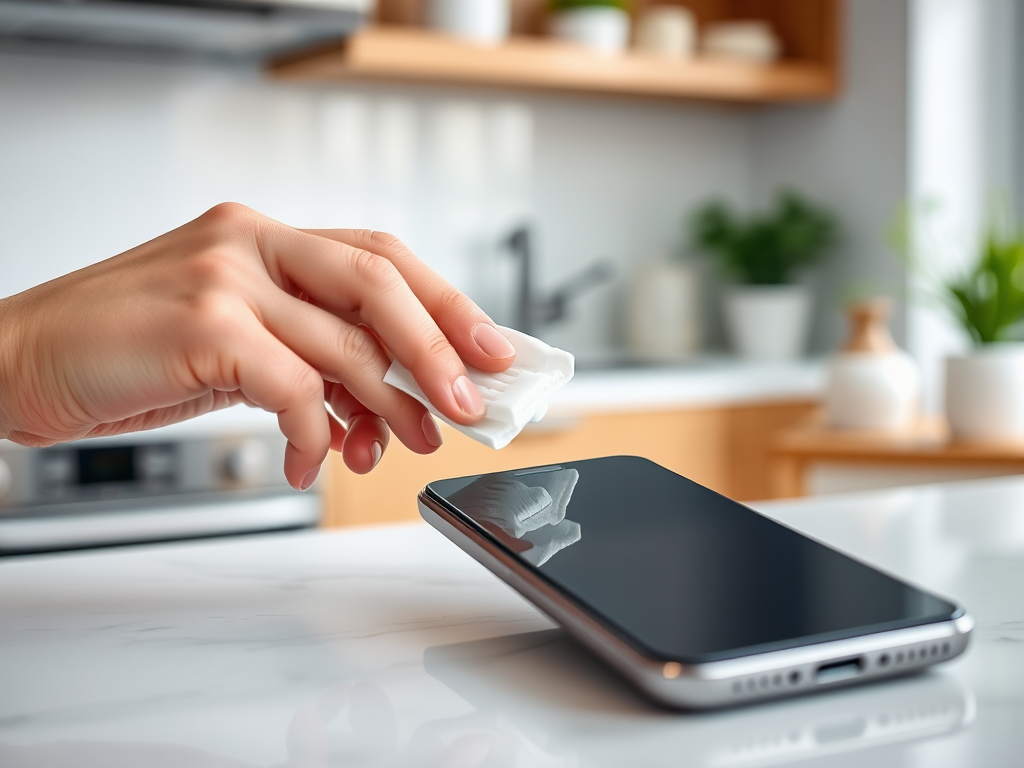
[0,294,19,441]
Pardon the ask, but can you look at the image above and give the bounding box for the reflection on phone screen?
[448,468,581,566]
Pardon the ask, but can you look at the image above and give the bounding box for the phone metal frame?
[419,489,973,710]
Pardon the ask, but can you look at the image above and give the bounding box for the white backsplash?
[0,48,748,357]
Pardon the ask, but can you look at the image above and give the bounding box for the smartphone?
[418,456,973,710]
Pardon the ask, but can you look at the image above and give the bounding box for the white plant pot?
[426,0,510,45]
[945,344,1024,440]
[549,8,631,55]
[626,259,703,362]
[825,351,920,430]
[723,285,811,362]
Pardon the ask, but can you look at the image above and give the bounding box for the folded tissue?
[383,326,574,449]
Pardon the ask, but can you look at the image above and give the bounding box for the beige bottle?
[824,299,920,430]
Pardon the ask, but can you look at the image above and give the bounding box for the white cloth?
[383,327,574,450]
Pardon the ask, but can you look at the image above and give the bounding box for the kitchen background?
[1,0,914,359]
[1,0,1023,545]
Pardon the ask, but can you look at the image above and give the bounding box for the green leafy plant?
[550,0,630,11]
[941,233,1024,344]
[689,192,839,285]
[889,203,1024,345]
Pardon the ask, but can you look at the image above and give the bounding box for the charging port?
[816,658,863,684]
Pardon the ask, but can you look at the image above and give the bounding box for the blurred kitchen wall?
[0,50,747,357]
[0,0,906,358]
[1018,1,1024,225]
[750,0,908,354]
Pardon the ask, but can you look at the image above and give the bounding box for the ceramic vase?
[426,0,510,45]
[626,258,703,362]
[824,299,919,430]
[723,284,810,362]
[945,344,1024,440]
[702,21,780,63]
[549,7,630,55]
[635,6,696,60]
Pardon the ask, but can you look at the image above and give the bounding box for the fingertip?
[452,375,486,422]
[300,464,321,491]
[284,442,322,491]
[453,325,515,374]
[421,412,443,448]
[342,414,390,474]
[416,371,487,428]
[472,323,516,365]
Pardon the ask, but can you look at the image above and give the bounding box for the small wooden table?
[772,414,1024,497]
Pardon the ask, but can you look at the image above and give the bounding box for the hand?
[0,203,516,489]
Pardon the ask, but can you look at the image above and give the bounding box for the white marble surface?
[2,476,1023,767]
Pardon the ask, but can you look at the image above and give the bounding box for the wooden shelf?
[770,413,1024,497]
[774,415,1024,465]
[270,26,838,104]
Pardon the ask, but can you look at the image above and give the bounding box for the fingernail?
[453,375,486,418]
[300,465,320,491]
[421,412,443,447]
[474,323,515,359]
[369,440,383,468]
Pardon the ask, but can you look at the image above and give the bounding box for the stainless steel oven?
[0,407,320,554]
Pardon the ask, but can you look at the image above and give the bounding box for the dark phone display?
[427,456,958,663]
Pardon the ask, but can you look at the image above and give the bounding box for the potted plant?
[548,0,631,55]
[938,230,1024,439]
[690,191,839,361]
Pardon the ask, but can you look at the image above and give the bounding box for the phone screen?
[426,456,959,663]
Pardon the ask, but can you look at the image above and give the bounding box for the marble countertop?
[2,475,1022,767]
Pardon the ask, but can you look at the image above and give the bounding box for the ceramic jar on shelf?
[548,3,630,55]
[824,299,920,431]
[426,0,510,45]
[634,5,696,60]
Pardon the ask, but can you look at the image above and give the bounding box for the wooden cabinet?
[322,399,816,527]
[271,0,841,104]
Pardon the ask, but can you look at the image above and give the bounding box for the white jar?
[626,258,703,362]
[824,298,920,430]
[549,7,631,55]
[723,284,811,362]
[945,344,1024,440]
[635,5,696,60]
[426,0,510,46]
[825,352,919,430]
[702,20,781,64]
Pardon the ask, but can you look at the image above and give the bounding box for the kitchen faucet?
[503,225,614,337]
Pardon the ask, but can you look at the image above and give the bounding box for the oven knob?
[0,457,11,500]
[223,440,270,485]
